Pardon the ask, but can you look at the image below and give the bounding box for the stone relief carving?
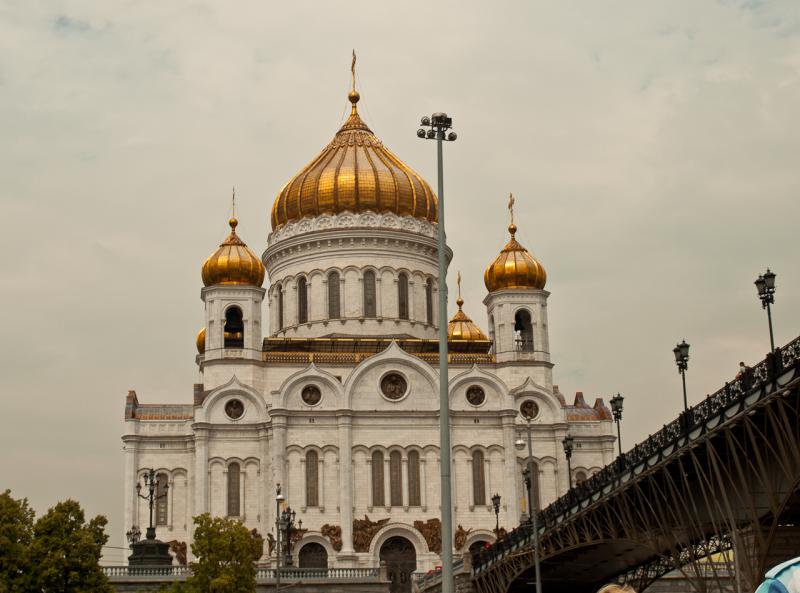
[268,211,437,245]
[321,523,343,551]
[289,527,308,550]
[352,515,390,553]
[266,532,276,556]
[413,518,442,553]
[454,525,473,551]
[250,529,264,560]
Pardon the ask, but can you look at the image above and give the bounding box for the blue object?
[755,557,800,593]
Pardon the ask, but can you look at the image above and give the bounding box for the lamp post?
[275,485,284,590]
[610,393,624,456]
[491,493,501,537]
[135,469,168,541]
[514,408,542,593]
[126,525,141,548]
[562,434,574,489]
[417,112,457,593]
[280,506,301,568]
[673,340,690,411]
[755,269,777,352]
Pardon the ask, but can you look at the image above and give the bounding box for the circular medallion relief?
[519,400,539,420]
[380,373,408,401]
[225,399,244,420]
[301,385,322,406]
[466,385,486,406]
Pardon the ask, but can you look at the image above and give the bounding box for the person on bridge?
[597,585,636,593]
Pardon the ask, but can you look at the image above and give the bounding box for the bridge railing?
[471,334,800,574]
[102,565,381,580]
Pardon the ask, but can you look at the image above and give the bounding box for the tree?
[185,513,262,593]
[0,490,34,593]
[27,499,112,593]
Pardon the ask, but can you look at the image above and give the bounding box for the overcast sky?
[1,0,799,564]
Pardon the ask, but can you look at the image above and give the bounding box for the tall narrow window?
[514,309,534,352]
[306,450,319,507]
[298,277,308,324]
[277,285,284,331]
[408,450,420,506]
[398,273,409,320]
[425,278,433,325]
[389,451,403,506]
[328,272,341,319]
[224,306,244,348]
[227,463,240,517]
[155,473,168,525]
[371,451,385,506]
[363,270,376,317]
[472,450,486,506]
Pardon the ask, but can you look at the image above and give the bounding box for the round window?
[466,385,486,406]
[301,385,322,406]
[519,400,539,420]
[380,373,408,401]
[225,399,244,420]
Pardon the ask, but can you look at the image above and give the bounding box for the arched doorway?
[298,542,328,569]
[468,540,490,556]
[379,536,416,593]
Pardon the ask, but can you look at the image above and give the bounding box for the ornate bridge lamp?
[128,469,171,567]
[275,485,284,589]
[491,493,501,537]
[562,434,574,488]
[610,393,624,456]
[673,340,690,411]
[417,110,457,593]
[514,399,542,593]
[126,525,141,548]
[279,506,301,568]
[755,269,777,352]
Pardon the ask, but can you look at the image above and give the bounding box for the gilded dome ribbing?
[448,296,488,341]
[484,223,547,292]
[202,217,265,287]
[271,89,437,229]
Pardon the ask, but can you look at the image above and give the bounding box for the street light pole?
[673,340,690,412]
[275,485,284,591]
[491,493,501,537]
[561,434,574,489]
[755,269,777,352]
[418,112,457,593]
[516,417,542,593]
[135,469,168,541]
[610,393,624,456]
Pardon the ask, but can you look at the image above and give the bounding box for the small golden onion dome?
[201,217,265,287]
[448,296,488,341]
[271,88,437,229]
[196,327,206,354]
[484,223,547,292]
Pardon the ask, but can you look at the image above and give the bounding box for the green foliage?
[27,498,113,593]
[185,513,262,593]
[0,490,35,593]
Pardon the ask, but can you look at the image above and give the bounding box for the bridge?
[421,334,800,593]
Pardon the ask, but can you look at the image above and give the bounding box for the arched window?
[514,309,534,352]
[371,451,385,506]
[408,450,421,506]
[488,315,495,353]
[389,451,403,506]
[224,306,244,348]
[227,463,240,517]
[155,473,168,526]
[398,273,409,320]
[363,270,376,317]
[425,278,434,325]
[472,450,486,506]
[297,277,308,324]
[306,450,319,507]
[575,470,587,485]
[328,272,341,319]
[277,285,284,331]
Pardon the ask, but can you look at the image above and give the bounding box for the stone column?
[259,427,269,557]
[337,412,355,560]
[501,413,520,527]
[401,455,409,510]
[194,429,209,514]
[420,458,428,511]
[271,413,288,494]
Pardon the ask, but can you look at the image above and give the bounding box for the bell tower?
[483,195,552,387]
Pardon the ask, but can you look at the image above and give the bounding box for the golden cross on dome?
[508,193,515,225]
[232,186,236,217]
[457,271,462,298]
[351,49,357,92]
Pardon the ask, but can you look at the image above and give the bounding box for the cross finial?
[232,186,236,217]
[351,49,357,92]
[457,271,462,299]
[508,193,515,225]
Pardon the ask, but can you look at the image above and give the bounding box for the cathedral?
[121,78,615,581]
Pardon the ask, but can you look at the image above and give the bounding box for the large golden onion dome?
[196,327,205,354]
[448,275,488,341]
[484,218,547,292]
[271,87,438,229]
[201,217,265,287]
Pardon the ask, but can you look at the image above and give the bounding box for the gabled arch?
[196,376,266,424]
[273,363,344,410]
[450,365,512,409]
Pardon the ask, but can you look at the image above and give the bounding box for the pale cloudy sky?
[1,0,798,564]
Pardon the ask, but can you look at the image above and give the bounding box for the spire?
[348,50,360,114]
[508,192,516,236]
[230,186,237,229]
[456,271,464,308]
